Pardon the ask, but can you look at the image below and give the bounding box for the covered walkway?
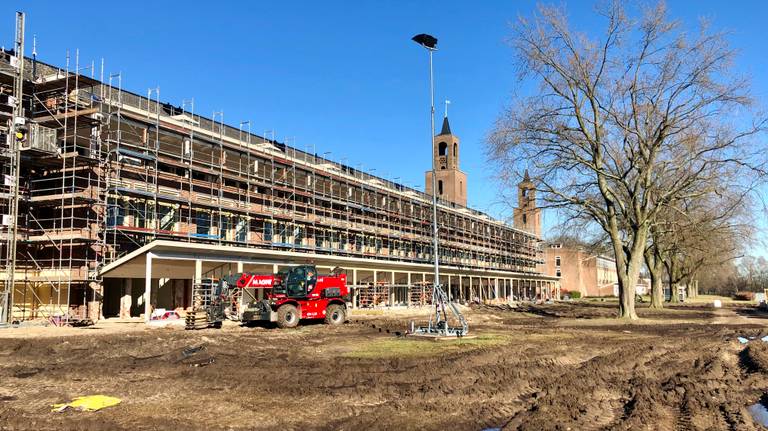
[99,240,560,321]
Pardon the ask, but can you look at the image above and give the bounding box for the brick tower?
[513,170,542,237]
[425,115,467,206]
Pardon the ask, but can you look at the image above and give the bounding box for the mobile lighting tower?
[410,33,468,337]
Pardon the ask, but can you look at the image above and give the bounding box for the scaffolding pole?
[2,11,25,324]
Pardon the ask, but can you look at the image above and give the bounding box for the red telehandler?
[185,265,349,330]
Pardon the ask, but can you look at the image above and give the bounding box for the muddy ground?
[2,301,768,430]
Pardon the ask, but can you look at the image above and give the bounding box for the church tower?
[513,170,542,237]
[425,115,467,206]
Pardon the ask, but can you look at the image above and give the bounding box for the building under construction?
[0,14,558,324]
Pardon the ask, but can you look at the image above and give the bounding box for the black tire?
[276,304,300,329]
[324,304,346,326]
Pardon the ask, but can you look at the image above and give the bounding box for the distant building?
[541,245,618,297]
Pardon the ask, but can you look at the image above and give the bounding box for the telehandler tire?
[324,304,346,326]
[276,304,300,329]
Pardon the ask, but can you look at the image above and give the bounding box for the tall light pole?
[411,33,440,293]
[410,34,467,337]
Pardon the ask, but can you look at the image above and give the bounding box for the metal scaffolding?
[1,15,552,323]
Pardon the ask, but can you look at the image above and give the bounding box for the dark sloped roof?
[439,116,451,135]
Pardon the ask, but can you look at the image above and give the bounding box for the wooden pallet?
[185,310,209,330]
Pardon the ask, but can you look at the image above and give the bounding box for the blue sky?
[3,1,767,246]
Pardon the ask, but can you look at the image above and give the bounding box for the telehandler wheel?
[276,304,300,329]
[324,304,346,326]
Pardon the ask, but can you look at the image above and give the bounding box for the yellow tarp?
[51,395,121,412]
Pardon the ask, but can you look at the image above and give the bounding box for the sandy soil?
[2,302,768,430]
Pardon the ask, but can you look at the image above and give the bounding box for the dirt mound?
[741,342,768,374]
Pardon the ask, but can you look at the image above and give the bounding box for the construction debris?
[173,345,215,367]
[51,395,121,412]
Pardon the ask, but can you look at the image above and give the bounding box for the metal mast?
[410,33,467,337]
[2,11,25,324]
[427,45,439,296]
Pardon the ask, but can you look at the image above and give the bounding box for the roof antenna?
[444,99,450,118]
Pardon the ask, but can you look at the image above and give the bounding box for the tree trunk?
[611,226,646,320]
[650,269,664,309]
[690,279,699,299]
[665,259,680,304]
[670,284,680,303]
[644,247,665,309]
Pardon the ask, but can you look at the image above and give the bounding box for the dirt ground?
[2,301,768,431]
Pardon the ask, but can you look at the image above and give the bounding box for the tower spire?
[439,116,451,135]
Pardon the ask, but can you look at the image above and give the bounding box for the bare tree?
[646,181,753,306]
[488,1,765,319]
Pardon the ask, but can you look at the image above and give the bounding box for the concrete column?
[494,278,499,300]
[144,253,153,322]
[120,278,132,319]
[407,272,412,307]
[194,259,203,285]
[390,271,395,306]
[373,271,378,308]
[468,276,473,302]
[352,268,358,309]
[447,275,452,302]
[237,261,244,272]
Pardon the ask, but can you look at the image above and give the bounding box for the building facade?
[541,245,618,297]
[1,50,557,323]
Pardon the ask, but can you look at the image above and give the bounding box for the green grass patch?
[342,333,510,359]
